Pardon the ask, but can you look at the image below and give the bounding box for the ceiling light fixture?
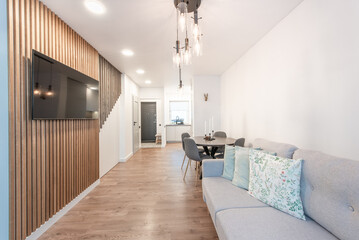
[84,0,106,15]
[177,0,188,32]
[178,66,183,89]
[136,69,145,74]
[173,0,203,67]
[46,85,54,96]
[121,49,134,56]
[34,82,41,95]
[145,80,151,84]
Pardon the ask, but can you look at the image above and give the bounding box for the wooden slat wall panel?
[99,55,122,128]
[8,0,100,239]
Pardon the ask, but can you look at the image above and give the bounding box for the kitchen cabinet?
[166,125,192,142]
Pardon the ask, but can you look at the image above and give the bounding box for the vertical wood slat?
[14,0,22,239]
[24,0,32,236]
[8,0,16,237]
[8,0,100,239]
[99,55,122,129]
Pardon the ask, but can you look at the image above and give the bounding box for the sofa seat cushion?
[202,177,268,223]
[216,207,338,240]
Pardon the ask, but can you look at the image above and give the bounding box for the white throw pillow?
[248,149,306,220]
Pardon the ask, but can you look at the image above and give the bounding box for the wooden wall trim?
[99,55,121,128]
[8,0,100,239]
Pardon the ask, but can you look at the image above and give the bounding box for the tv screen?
[32,50,99,120]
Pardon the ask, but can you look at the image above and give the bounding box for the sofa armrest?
[202,159,224,178]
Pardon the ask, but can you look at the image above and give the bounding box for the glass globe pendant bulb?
[194,37,202,56]
[177,1,187,32]
[183,38,191,65]
[173,51,182,67]
[192,9,201,39]
[183,50,191,65]
[34,82,41,95]
[46,85,54,96]
[173,40,183,67]
[193,24,200,38]
[175,53,182,67]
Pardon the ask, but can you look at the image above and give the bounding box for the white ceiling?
[41,0,303,87]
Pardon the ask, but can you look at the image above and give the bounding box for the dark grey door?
[141,102,156,142]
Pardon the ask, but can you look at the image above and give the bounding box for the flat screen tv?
[32,50,99,120]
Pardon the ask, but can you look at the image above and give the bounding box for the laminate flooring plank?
[39,144,218,240]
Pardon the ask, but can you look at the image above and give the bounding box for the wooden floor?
[39,143,218,240]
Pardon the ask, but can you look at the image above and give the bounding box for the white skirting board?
[26,179,100,240]
[119,152,133,162]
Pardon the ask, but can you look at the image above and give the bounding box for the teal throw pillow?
[232,147,250,189]
[232,147,277,190]
[221,145,236,180]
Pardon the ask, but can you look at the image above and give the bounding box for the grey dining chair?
[213,131,227,156]
[181,132,191,169]
[213,131,227,138]
[234,138,245,147]
[181,132,205,170]
[183,138,212,183]
[215,138,246,159]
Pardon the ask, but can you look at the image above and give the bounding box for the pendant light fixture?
[46,85,54,96]
[192,7,202,56]
[192,9,201,39]
[34,57,42,95]
[194,35,202,56]
[173,8,182,67]
[177,0,188,32]
[183,31,191,65]
[34,82,41,95]
[178,65,183,89]
[173,0,203,66]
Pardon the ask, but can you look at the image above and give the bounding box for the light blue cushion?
[232,147,277,190]
[222,145,236,180]
[232,147,250,189]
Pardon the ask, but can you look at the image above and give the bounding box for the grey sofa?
[202,138,359,240]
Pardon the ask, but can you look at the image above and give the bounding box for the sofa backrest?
[252,138,298,159]
[293,149,359,240]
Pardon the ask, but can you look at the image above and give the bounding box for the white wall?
[99,98,121,177]
[221,0,359,160]
[119,74,139,162]
[164,84,193,125]
[193,75,221,136]
[139,88,165,146]
[163,83,193,143]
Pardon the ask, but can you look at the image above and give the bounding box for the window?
[169,101,190,124]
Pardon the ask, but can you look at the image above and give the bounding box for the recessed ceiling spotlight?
[121,49,134,56]
[84,0,106,15]
[145,80,151,84]
[136,69,145,74]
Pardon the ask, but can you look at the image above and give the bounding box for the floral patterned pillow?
[248,149,306,220]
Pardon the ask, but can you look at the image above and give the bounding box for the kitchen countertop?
[165,124,192,127]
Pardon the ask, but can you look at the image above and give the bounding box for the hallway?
[39,144,218,239]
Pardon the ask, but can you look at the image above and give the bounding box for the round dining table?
[191,136,236,158]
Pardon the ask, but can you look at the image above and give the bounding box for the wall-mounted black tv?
[32,50,99,120]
